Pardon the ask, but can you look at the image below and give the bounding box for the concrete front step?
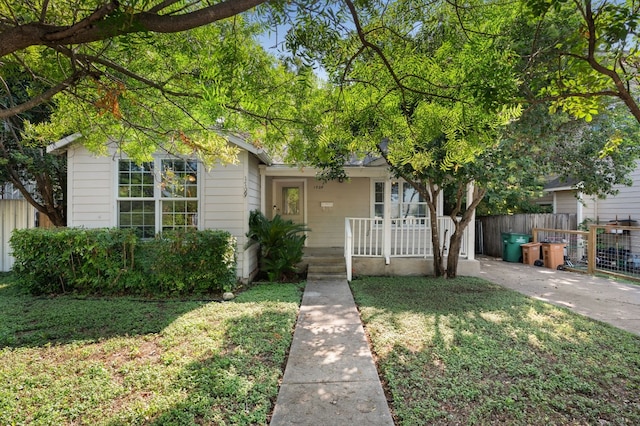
[307,272,348,281]
[304,253,347,281]
[309,264,345,274]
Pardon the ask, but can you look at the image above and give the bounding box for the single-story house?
[544,161,640,227]
[47,133,479,283]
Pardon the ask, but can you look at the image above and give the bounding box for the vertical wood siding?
[0,200,35,271]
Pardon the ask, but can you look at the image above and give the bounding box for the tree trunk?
[446,226,465,278]
[445,184,487,278]
[428,199,445,277]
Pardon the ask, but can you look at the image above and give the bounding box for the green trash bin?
[502,232,531,262]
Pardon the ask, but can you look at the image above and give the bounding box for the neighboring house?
[544,161,640,227]
[0,184,37,272]
[48,133,479,283]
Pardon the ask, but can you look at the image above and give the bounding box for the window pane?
[375,182,384,203]
[161,200,198,231]
[118,160,154,199]
[118,200,155,238]
[390,182,399,202]
[403,184,420,202]
[282,187,299,215]
[401,182,427,218]
[161,159,198,198]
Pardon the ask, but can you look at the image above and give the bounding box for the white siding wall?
[554,191,578,215]
[242,154,262,279]
[581,194,597,225]
[201,153,247,236]
[202,150,255,280]
[305,177,370,247]
[67,145,114,227]
[0,200,36,271]
[588,164,640,223]
[66,143,264,281]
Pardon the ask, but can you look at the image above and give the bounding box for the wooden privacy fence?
[477,213,577,257]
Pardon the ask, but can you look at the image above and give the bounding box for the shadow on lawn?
[350,276,640,425]
[0,280,208,348]
[149,311,290,425]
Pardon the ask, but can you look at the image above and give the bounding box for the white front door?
[273,180,305,225]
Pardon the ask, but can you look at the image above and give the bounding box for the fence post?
[532,228,538,243]
[588,225,596,274]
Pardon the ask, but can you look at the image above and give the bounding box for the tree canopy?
[1,0,321,165]
[2,0,640,276]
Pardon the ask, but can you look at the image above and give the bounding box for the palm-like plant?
[246,210,309,282]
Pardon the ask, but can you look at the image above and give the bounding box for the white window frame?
[371,180,428,228]
[116,156,201,237]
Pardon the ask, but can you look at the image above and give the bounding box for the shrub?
[10,228,136,294]
[141,230,237,294]
[9,228,236,296]
[245,210,308,282]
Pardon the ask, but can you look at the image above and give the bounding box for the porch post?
[576,191,584,225]
[467,182,475,260]
[259,165,266,213]
[383,179,392,264]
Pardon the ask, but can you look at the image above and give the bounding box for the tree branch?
[581,0,640,123]
[0,0,267,57]
[0,71,85,119]
[43,1,120,42]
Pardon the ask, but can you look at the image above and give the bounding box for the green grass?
[351,276,640,426]
[0,274,302,425]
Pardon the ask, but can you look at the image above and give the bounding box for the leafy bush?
[246,210,308,282]
[10,228,236,295]
[142,230,237,294]
[10,228,137,294]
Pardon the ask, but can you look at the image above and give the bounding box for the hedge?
[9,228,237,296]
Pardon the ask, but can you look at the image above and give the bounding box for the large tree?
[521,0,640,123]
[1,1,268,121]
[478,103,640,216]
[0,0,321,164]
[283,0,523,277]
[1,1,325,223]
[0,75,66,225]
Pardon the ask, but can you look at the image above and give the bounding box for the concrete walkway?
[474,256,640,336]
[270,257,640,425]
[269,280,394,426]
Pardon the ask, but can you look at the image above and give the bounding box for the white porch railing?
[345,217,469,281]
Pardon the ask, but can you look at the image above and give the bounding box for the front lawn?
[0,274,302,425]
[351,276,640,425]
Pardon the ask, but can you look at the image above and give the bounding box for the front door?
[273,180,305,225]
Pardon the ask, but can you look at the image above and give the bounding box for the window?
[282,186,300,215]
[160,159,198,232]
[117,158,199,237]
[374,181,427,219]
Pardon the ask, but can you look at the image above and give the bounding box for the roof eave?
[46,132,83,154]
[223,132,272,165]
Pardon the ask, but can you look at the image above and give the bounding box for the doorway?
[273,180,305,225]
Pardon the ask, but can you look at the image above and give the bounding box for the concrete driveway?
[474,256,640,336]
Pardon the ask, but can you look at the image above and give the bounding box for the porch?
[339,216,477,281]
